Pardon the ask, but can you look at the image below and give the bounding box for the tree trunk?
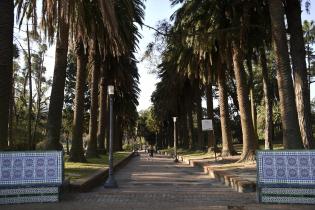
[181,112,189,148]
[187,110,193,150]
[218,64,237,156]
[206,79,215,150]
[232,42,257,162]
[97,73,107,151]
[0,0,13,149]
[32,54,43,146]
[286,0,313,149]
[247,58,258,142]
[113,115,122,152]
[86,39,100,158]
[196,85,204,150]
[8,79,15,147]
[42,0,69,150]
[268,0,303,149]
[260,47,273,150]
[69,36,87,162]
[26,23,33,150]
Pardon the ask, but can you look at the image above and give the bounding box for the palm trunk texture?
[0,1,14,149]
[232,42,257,162]
[218,65,236,156]
[97,73,107,151]
[86,39,100,158]
[43,0,69,150]
[268,0,303,149]
[206,80,215,150]
[286,0,313,149]
[260,47,274,150]
[69,37,87,162]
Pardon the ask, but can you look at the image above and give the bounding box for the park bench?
[0,151,63,204]
[256,150,315,204]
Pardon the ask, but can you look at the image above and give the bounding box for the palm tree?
[69,35,87,162]
[41,0,69,150]
[260,46,273,150]
[205,73,215,150]
[231,39,257,161]
[217,58,237,156]
[86,38,100,158]
[268,0,303,149]
[0,0,14,149]
[285,0,313,149]
[39,0,121,151]
[97,63,108,151]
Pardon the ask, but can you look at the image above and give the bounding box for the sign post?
[201,119,218,161]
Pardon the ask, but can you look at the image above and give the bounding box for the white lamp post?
[173,117,178,162]
[104,85,118,188]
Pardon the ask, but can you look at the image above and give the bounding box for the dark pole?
[104,85,117,188]
[173,117,178,162]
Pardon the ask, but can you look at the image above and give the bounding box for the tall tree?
[230,3,257,161]
[41,0,70,150]
[26,22,33,150]
[260,47,273,150]
[86,38,100,158]
[268,0,303,149]
[0,0,14,149]
[218,60,237,156]
[69,36,87,162]
[285,0,313,149]
[97,67,108,151]
[205,63,215,150]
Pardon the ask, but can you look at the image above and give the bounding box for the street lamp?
[173,117,178,162]
[104,85,118,188]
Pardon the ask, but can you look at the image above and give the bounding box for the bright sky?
[41,1,315,112]
[135,0,179,111]
[135,1,315,111]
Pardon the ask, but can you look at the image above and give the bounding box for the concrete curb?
[160,151,256,193]
[69,152,134,192]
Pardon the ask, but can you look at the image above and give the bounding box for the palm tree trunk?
[196,85,204,150]
[218,65,237,156]
[260,47,273,150]
[33,57,43,145]
[187,110,193,150]
[9,79,15,147]
[247,58,258,141]
[232,42,257,162]
[113,115,122,152]
[268,0,303,149]
[181,112,189,148]
[86,39,100,158]
[286,0,313,149]
[0,0,14,149]
[97,73,107,151]
[26,22,33,150]
[43,0,69,150]
[69,36,87,162]
[206,79,215,150]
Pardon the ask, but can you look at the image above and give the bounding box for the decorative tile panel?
[0,151,62,186]
[257,150,315,185]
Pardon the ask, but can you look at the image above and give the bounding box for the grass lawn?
[64,151,131,181]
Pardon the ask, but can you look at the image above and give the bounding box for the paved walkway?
[4,153,315,210]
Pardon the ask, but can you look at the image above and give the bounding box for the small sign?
[202,119,213,131]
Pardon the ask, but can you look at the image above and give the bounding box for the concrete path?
[4,153,315,210]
